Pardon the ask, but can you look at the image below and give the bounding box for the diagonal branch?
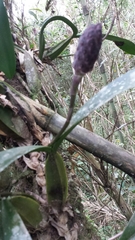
[22,94,135,179]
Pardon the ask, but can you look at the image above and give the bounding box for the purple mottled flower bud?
[73,23,102,76]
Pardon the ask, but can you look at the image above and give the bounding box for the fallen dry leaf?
[50,216,71,240]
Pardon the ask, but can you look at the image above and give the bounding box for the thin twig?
[102,16,116,41]
[108,231,123,240]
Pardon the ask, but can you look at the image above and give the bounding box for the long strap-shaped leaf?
[0,0,16,78]
[39,15,78,61]
[0,145,52,172]
[105,34,135,55]
[119,211,135,239]
[52,68,135,151]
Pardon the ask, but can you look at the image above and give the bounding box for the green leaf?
[119,212,135,240]
[39,15,78,61]
[0,0,16,78]
[0,199,32,240]
[46,152,68,204]
[29,8,42,12]
[53,68,135,150]
[105,35,135,55]
[29,10,38,20]
[43,36,74,60]
[0,106,24,138]
[0,145,51,172]
[10,195,42,227]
